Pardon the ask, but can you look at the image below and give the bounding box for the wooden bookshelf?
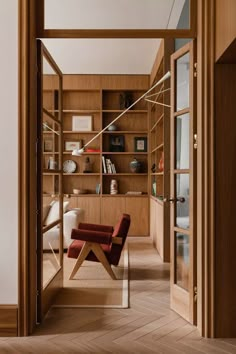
[43,74,150,235]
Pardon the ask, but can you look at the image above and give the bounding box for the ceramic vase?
[130,158,141,173]
[110,179,118,194]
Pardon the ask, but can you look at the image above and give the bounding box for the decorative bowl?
[73,189,88,195]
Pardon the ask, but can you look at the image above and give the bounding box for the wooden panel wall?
[0,306,18,337]
[214,64,236,337]
[215,0,236,61]
[150,198,164,258]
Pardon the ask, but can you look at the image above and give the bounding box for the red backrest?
[109,214,131,265]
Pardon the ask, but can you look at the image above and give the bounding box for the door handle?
[163,196,185,203]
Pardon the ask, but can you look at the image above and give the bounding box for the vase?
[130,158,141,173]
[110,179,118,194]
[107,124,117,131]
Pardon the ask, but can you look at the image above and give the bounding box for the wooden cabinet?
[149,39,174,260]
[43,74,150,236]
[126,197,149,236]
[101,197,126,226]
[101,196,149,236]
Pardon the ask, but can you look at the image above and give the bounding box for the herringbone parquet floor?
[0,237,236,353]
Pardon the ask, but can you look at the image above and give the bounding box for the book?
[102,155,107,173]
[111,163,116,174]
[106,158,112,174]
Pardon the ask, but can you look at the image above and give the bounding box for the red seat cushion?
[67,239,112,262]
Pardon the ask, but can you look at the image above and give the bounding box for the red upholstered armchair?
[67,214,131,280]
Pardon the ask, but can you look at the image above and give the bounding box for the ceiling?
[42,0,186,75]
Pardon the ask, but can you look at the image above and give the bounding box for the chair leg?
[90,243,116,280]
[69,242,92,280]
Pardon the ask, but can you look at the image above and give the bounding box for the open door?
[36,40,63,322]
[169,41,197,323]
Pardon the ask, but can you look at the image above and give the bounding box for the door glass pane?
[45,0,190,30]
[176,52,190,111]
[43,57,60,120]
[175,174,189,229]
[43,221,61,288]
[175,232,189,290]
[41,51,62,290]
[175,113,189,169]
[42,116,61,171]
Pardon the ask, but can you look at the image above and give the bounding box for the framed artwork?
[65,140,82,151]
[44,138,53,152]
[134,137,147,152]
[72,115,92,131]
[109,135,125,152]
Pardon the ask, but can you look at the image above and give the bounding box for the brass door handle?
[163,196,185,203]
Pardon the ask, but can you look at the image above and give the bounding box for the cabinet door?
[125,197,149,236]
[76,197,101,224]
[101,197,126,226]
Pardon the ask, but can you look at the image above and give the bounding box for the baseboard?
[0,305,18,337]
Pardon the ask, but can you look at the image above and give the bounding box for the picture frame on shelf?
[109,135,125,152]
[134,137,147,152]
[72,115,92,131]
[64,140,83,151]
[44,138,53,152]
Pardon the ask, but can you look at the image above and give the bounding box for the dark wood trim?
[190,0,197,38]
[36,0,44,37]
[19,0,38,336]
[18,0,29,337]
[0,306,18,337]
[197,0,215,338]
[42,29,196,39]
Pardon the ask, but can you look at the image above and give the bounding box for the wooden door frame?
[170,40,197,324]
[18,0,215,337]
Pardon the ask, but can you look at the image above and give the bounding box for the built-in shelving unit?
[43,74,150,235]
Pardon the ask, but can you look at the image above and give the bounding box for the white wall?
[0,0,18,304]
[45,0,184,30]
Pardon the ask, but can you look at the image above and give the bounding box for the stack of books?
[102,156,117,174]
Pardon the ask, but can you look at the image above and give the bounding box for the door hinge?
[194,286,197,303]
[37,290,40,296]
[193,133,198,149]
[194,62,197,77]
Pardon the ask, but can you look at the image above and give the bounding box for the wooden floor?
[1,237,236,353]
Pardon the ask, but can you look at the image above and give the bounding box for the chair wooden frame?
[69,241,117,280]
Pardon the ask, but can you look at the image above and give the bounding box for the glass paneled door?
[36,40,63,321]
[169,41,197,323]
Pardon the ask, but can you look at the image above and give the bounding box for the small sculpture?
[110,179,118,194]
[151,163,156,173]
[83,157,92,173]
[119,92,133,109]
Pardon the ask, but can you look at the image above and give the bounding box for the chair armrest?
[78,222,113,233]
[71,228,112,245]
